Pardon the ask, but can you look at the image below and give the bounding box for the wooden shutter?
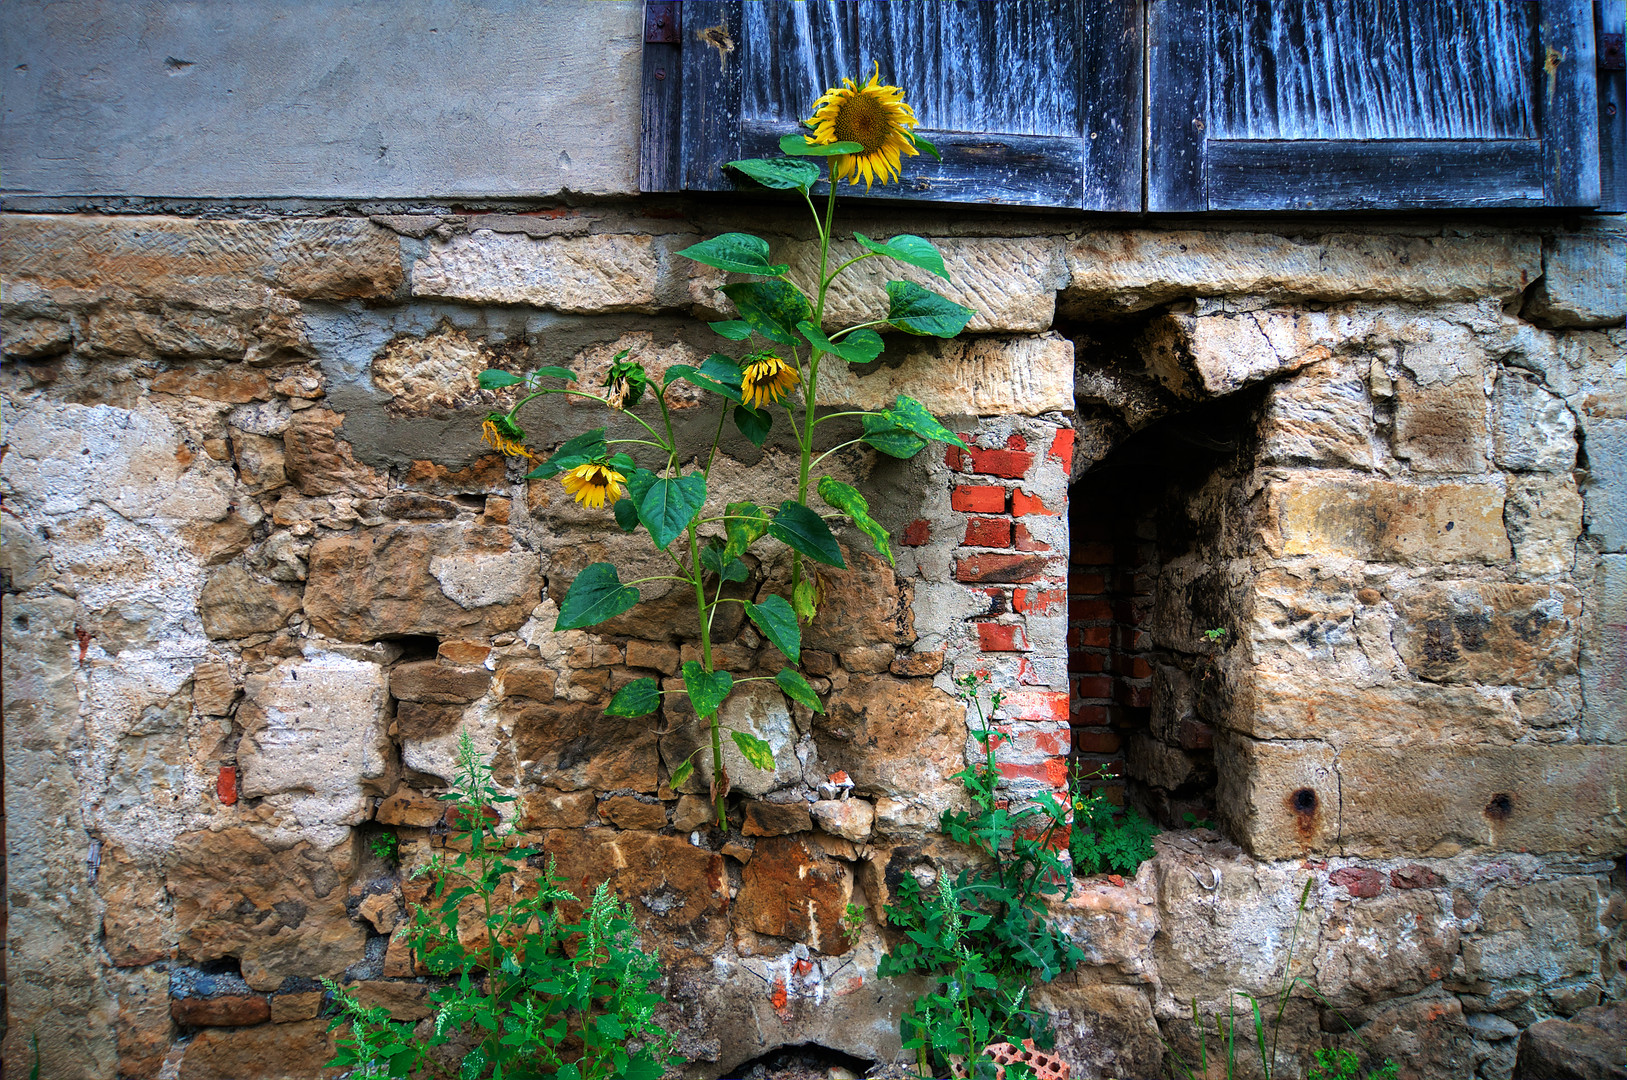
[640,0,1142,210]
[1149,0,1603,210]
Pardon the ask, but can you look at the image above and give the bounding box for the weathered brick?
[901,519,931,546]
[1012,489,1058,516]
[1074,729,1122,755]
[966,446,1035,479]
[1075,675,1113,699]
[951,485,1008,513]
[216,766,237,807]
[977,623,1029,652]
[1070,598,1113,621]
[1012,587,1065,615]
[1048,428,1075,465]
[997,690,1070,723]
[964,517,1013,547]
[1012,522,1050,552]
[956,553,1054,584]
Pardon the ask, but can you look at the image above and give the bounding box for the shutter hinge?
[1601,33,1625,71]
[645,2,680,44]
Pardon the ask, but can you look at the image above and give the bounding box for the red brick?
[964,517,1013,547]
[1117,681,1153,708]
[1075,675,1113,699]
[979,589,1010,615]
[1077,626,1111,648]
[995,759,1070,788]
[1070,703,1110,726]
[977,623,1030,652]
[1068,651,1107,673]
[1073,730,1122,755]
[902,519,931,546]
[998,690,1070,723]
[956,553,1052,584]
[1006,434,1028,451]
[1118,656,1153,679]
[1012,489,1057,516]
[1069,598,1113,622]
[1068,573,1107,595]
[966,447,1034,479]
[1178,720,1215,750]
[217,766,238,806]
[1071,542,1115,564]
[951,485,1007,513]
[1048,428,1075,465]
[1013,587,1065,615]
[945,446,969,470]
[1012,522,1050,552]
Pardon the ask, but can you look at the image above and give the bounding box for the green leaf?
[605,677,661,717]
[662,363,741,403]
[730,730,776,772]
[723,501,771,561]
[817,476,893,565]
[629,472,707,551]
[555,562,639,630]
[780,134,864,157]
[734,404,772,446]
[885,280,975,337]
[675,232,788,276]
[721,281,811,346]
[860,413,928,459]
[775,668,825,713]
[681,661,733,717]
[700,543,749,582]
[882,395,968,448]
[768,501,846,568]
[797,320,884,365]
[727,157,821,191]
[744,594,800,663]
[699,353,745,394]
[709,320,754,341]
[612,498,640,533]
[910,132,941,161]
[526,428,606,480]
[531,365,579,382]
[792,578,818,621]
[854,233,950,282]
[477,369,525,388]
[669,755,696,789]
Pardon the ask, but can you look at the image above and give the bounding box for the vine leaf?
[675,233,788,276]
[724,501,771,562]
[860,396,967,459]
[722,281,811,346]
[612,498,641,533]
[681,662,733,718]
[885,280,975,337]
[853,233,950,281]
[605,678,661,717]
[730,730,777,772]
[700,542,749,582]
[817,476,893,565]
[775,668,824,713]
[555,563,640,630]
[669,753,697,790]
[744,594,801,663]
[768,501,847,568]
[627,472,707,551]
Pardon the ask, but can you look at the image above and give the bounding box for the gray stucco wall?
[1,0,644,199]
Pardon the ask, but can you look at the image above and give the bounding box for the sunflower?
[559,462,626,509]
[805,64,920,189]
[740,353,800,409]
[481,414,534,459]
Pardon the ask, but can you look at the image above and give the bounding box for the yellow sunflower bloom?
[805,64,920,189]
[740,353,800,409]
[559,462,626,509]
[481,415,534,459]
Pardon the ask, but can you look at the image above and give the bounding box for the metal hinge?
[1602,32,1625,70]
[645,1,680,44]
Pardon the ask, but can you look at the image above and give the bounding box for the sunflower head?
[740,352,800,409]
[603,353,648,410]
[559,461,626,510]
[481,414,534,459]
[806,64,920,190]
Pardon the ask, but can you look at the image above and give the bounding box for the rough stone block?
[1262,477,1509,565]
[1234,672,1524,746]
[1140,306,1335,398]
[811,797,875,842]
[1522,231,1627,329]
[282,408,387,498]
[662,680,800,799]
[1257,358,1376,468]
[1494,370,1577,472]
[538,829,727,954]
[1392,581,1581,687]
[389,659,492,703]
[814,332,1073,417]
[598,795,666,830]
[171,994,271,1027]
[1582,555,1627,743]
[742,801,814,837]
[175,1018,336,1080]
[1124,733,1209,790]
[510,699,659,794]
[1584,418,1627,551]
[411,231,660,313]
[1514,1002,1627,1079]
[814,675,967,816]
[1316,891,1458,1005]
[95,845,171,967]
[1506,474,1584,578]
[1464,879,1602,983]
[1215,735,1340,857]
[519,789,597,829]
[1030,983,1163,1080]
[1393,370,1490,473]
[735,835,854,954]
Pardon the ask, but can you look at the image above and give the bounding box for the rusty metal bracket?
[1601,32,1625,70]
[645,1,680,44]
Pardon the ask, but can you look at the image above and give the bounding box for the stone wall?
[1,205,1623,1080]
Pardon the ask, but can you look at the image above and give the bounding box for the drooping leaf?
[708,320,754,341]
[775,668,825,713]
[555,562,640,630]
[768,501,846,568]
[727,157,821,191]
[606,452,637,473]
[792,577,819,621]
[723,501,771,562]
[662,363,740,403]
[796,320,884,365]
[885,280,975,337]
[612,498,641,533]
[817,476,893,565]
[911,132,942,161]
[681,661,733,717]
[881,395,968,448]
[733,404,772,446]
[721,281,811,346]
[780,134,865,157]
[605,677,661,717]
[859,413,928,459]
[700,542,750,582]
[744,594,800,663]
[853,233,950,282]
[675,232,788,277]
[526,428,606,480]
[633,473,707,551]
[730,730,777,772]
[669,755,696,789]
[477,369,526,388]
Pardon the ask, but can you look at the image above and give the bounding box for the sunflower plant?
[478,68,972,831]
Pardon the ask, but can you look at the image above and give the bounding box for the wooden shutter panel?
[640,0,1142,211]
[1149,0,1603,211]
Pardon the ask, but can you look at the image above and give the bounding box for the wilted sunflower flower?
[805,64,920,189]
[740,352,800,409]
[603,356,648,410]
[559,461,626,509]
[481,414,534,459]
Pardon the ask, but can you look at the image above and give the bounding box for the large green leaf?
[768,501,846,568]
[882,395,968,448]
[555,562,640,630]
[796,321,884,365]
[662,363,740,403]
[721,281,811,346]
[477,369,525,388]
[723,501,771,562]
[730,730,777,772]
[629,472,707,551]
[854,233,950,282]
[744,594,800,663]
[818,476,893,565]
[698,354,745,394]
[612,498,641,533]
[526,428,606,480]
[675,233,788,277]
[708,320,753,341]
[733,404,772,446]
[681,661,733,717]
[605,677,661,717]
[727,157,821,191]
[885,280,975,337]
[780,134,864,157]
[775,668,825,713]
[860,413,928,459]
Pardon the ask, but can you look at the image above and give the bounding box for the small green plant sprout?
[325,731,678,1080]
[841,900,866,945]
[881,669,1083,1079]
[1181,810,1217,830]
[475,71,971,833]
[368,829,399,865]
[1309,1048,1400,1080]
[1203,626,1228,643]
[1067,764,1158,878]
